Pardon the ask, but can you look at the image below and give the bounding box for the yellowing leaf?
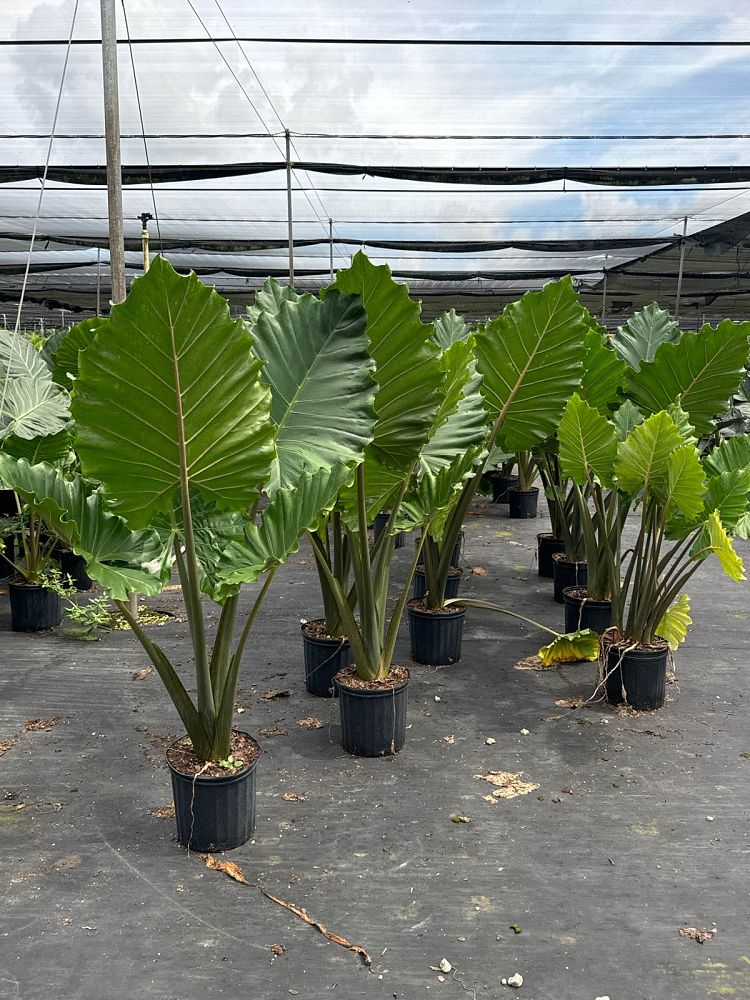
[538,629,600,666]
[656,593,692,651]
[706,510,746,581]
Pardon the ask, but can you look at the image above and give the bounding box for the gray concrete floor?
[1,504,748,1000]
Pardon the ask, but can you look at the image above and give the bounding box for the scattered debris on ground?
[261,689,291,702]
[476,771,540,800]
[131,666,153,680]
[295,717,324,729]
[23,717,65,732]
[258,727,289,738]
[679,926,716,944]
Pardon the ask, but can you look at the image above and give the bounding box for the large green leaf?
[558,392,617,486]
[580,327,626,413]
[626,320,750,435]
[72,256,276,528]
[666,467,750,540]
[664,444,705,520]
[332,252,443,471]
[246,277,300,328]
[614,410,685,501]
[1,427,73,465]
[0,377,71,443]
[252,290,376,493]
[418,338,487,474]
[612,302,679,371]
[433,309,471,349]
[612,399,644,441]
[215,462,355,600]
[404,447,484,539]
[0,331,71,443]
[48,317,106,388]
[0,455,165,599]
[474,276,589,451]
[704,434,750,477]
[656,593,692,651]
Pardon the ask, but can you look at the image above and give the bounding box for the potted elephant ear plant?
[508,450,539,518]
[0,327,75,628]
[605,410,749,709]
[308,253,445,756]
[69,256,376,850]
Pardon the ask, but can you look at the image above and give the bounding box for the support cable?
[120,0,162,250]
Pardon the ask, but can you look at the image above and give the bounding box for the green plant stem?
[172,539,213,728]
[381,529,426,671]
[212,566,278,758]
[210,593,239,701]
[446,596,560,637]
[352,465,380,669]
[114,598,211,758]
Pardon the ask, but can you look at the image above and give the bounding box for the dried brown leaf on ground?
[270,943,287,955]
[261,689,291,702]
[471,566,487,576]
[282,792,308,802]
[201,854,372,967]
[475,770,540,800]
[152,804,176,819]
[258,727,289,738]
[555,697,585,709]
[443,734,457,745]
[0,738,18,756]
[514,654,554,671]
[132,666,153,681]
[24,717,65,732]
[679,927,716,944]
[295,717,324,730]
[450,814,470,823]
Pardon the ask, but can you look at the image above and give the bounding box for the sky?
[2,0,750,304]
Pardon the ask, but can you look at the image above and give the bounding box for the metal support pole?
[600,254,608,324]
[95,248,102,316]
[60,308,66,329]
[674,216,688,322]
[285,128,294,285]
[139,212,153,272]
[100,0,126,308]
[101,0,137,618]
[329,217,334,281]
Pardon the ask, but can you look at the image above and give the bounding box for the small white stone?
[595,996,611,1000]
[706,815,715,822]
[438,958,452,973]
[507,973,524,988]
[434,695,441,702]
[437,976,445,983]
[485,737,496,745]
[520,728,530,736]
[501,979,507,986]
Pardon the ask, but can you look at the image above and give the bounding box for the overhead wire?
[181,0,347,267]
[119,0,163,250]
[9,0,79,336]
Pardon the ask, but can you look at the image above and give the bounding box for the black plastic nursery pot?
[488,472,518,504]
[604,641,669,711]
[563,587,612,634]
[58,549,93,591]
[412,565,462,601]
[508,486,539,519]
[0,489,16,516]
[336,665,410,757]
[8,578,62,632]
[167,732,260,851]
[408,599,465,665]
[537,533,566,578]
[552,553,587,604]
[373,511,405,548]
[301,619,351,697]
[0,533,15,579]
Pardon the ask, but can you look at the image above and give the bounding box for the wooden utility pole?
[674,216,688,322]
[100,0,137,618]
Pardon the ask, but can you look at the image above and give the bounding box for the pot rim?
[166,730,261,783]
[335,666,410,696]
[562,586,612,607]
[406,598,465,619]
